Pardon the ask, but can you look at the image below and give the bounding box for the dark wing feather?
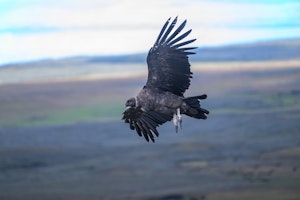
[122,107,172,142]
[146,17,196,96]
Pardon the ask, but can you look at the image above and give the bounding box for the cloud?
[0,29,158,63]
[2,0,298,30]
[0,0,299,64]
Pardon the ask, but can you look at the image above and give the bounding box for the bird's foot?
[173,113,178,133]
[177,108,182,130]
[173,108,182,133]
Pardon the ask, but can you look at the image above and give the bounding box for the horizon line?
[1,36,300,67]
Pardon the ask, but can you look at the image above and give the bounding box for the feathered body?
[122,17,209,142]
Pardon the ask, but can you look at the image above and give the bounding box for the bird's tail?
[183,94,209,119]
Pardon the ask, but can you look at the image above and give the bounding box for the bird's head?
[125,97,136,107]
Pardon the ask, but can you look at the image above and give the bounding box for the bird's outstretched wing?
[122,107,172,142]
[146,17,196,96]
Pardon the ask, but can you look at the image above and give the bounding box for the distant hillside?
[1,38,300,68]
[86,38,300,63]
[193,38,300,62]
[84,38,300,63]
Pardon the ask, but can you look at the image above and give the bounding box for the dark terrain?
[0,39,300,199]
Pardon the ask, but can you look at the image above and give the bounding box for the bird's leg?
[177,108,182,129]
[173,108,182,133]
[173,113,178,133]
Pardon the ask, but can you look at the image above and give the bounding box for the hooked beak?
[125,106,131,110]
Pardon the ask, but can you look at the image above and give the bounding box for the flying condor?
[122,17,209,142]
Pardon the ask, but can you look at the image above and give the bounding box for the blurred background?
[0,0,300,199]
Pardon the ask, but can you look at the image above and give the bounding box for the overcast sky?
[0,0,299,65]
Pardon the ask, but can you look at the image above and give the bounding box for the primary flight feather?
[122,17,209,142]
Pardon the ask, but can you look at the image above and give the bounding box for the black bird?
[122,17,209,142]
